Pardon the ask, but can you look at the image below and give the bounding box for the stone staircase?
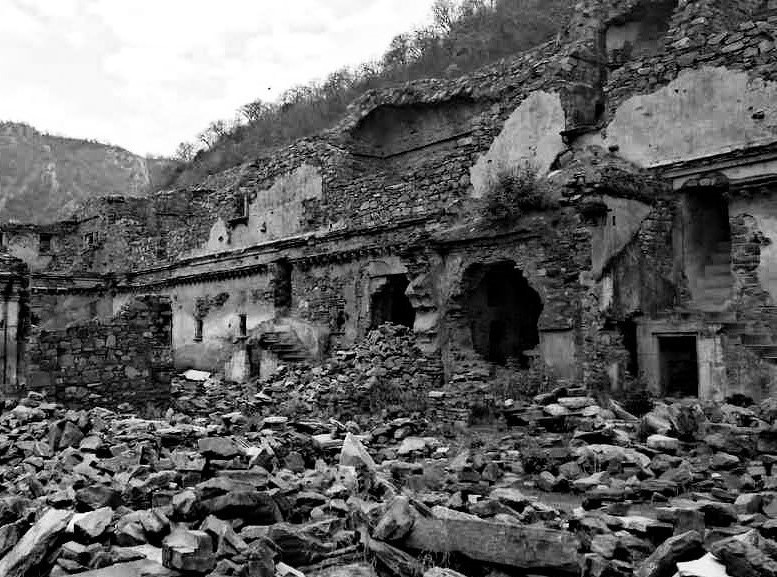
[680,242,777,364]
[258,326,311,363]
[693,240,733,312]
[728,306,777,364]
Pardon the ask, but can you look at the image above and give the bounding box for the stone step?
[741,333,777,346]
[745,344,777,357]
[695,278,732,291]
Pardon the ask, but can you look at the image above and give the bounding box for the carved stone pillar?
[0,251,28,395]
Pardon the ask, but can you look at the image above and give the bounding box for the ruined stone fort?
[2,0,777,417]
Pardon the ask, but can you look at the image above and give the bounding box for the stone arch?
[461,261,543,366]
[369,274,415,330]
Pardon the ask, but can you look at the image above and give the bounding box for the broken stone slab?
[75,485,121,510]
[647,434,681,454]
[183,369,211,382]
[557,396,596,410]
[48,420,85,451]
[340,433,376,472]
[71,507,113,541]
[199,515,248,558]
[635,530,704,577]
[313,434,343,450]
[676,553,730,577]
[362,528,423,577]
[734,493,762,515]
[0,508,74,577]
[170,450,206,472]
[65,558,177,577]
[276,561,305,577]
[162,529,215,574]
[401,508,580,574]
[710,534,777,577]
[423,569,467,577]
[199,490,283,523]
[0,520,26,558]
[373,496,415,542]
[198,437,244,460]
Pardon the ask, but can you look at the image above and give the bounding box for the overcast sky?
[1,0,436,156]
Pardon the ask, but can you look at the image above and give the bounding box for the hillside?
[167,0,575,187]
[0,122,177,224]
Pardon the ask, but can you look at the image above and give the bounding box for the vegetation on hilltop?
[167,0,575,187]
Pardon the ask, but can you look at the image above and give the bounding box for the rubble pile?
[174,325,444,427]
[5,357,777,575]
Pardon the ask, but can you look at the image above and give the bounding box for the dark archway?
[273,259,293,314]
[370,274,415,329]
[682,180,732,310]
[463,262,543,366]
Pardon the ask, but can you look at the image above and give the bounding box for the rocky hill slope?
[0,122,177,223]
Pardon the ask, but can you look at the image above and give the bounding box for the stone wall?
[605,9,777,120]
[25,295,173,408]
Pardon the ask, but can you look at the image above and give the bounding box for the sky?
[0,0,436,156]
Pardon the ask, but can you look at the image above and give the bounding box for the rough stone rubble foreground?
[3,0,777,575]
[0,326,775,576]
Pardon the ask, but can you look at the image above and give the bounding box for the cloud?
[0,0,435,155]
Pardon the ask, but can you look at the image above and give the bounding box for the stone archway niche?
[462,261,543,366]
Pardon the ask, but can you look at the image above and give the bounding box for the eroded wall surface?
[469,91,566,197]
[598,67,777,167]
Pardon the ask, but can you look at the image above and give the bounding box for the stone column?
[0,252,28,395]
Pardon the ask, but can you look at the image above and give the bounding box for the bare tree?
[174,141,194,162]
[432,0,459,33]
[240,99,268,123]
[198,120,229,149]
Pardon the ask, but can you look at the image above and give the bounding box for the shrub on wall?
[483,163,555,224]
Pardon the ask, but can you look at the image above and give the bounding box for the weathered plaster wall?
[599,67,777,167]
[2,230,54,270]
[469,91,566,197]
[115,274,275,372]
[194,164,323,256]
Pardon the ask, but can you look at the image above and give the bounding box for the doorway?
[463,261,543,367]
[658,335,699,397]
[273,259,293,314]
[370,274,415,329]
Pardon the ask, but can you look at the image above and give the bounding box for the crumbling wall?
[601,67,777,168]
[433,211,591,421]
[29,292,114,331]
[292,259,364,350]
[730,195,777,303]
[604,8,777,131]
[349,99,480,157]
[114,274,275,373]
[25,295,173,408]
[192,164,324,256]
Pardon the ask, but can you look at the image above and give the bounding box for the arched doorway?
[370,274,415,329]
[463,262,543,366]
